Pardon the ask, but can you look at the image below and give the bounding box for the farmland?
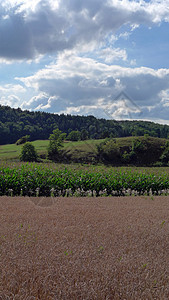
[1,195,169,299]
[1,162,169,197]
[2,137,169,198]
[1,137,169,299]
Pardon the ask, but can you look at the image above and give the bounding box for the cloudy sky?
[0,0,169,123]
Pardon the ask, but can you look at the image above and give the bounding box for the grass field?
[0,140,49,160]
[0,139,103,161]
[0,136,167,163]
[1,196,169,299]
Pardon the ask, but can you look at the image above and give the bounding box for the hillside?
[1,105,169,145]
[0,136,168,166]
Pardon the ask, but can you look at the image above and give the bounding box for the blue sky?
[1,0,169,124]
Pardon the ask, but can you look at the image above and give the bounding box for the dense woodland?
[1,105,169,145]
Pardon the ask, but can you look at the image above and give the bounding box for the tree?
[16,135,30,145]
[160,141,169,164]
[48,129,66,161]
[80,129,89,140]
[100,129,110,139]
[67,130,81,141]
[20,142,38,162]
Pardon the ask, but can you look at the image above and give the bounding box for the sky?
[0,0,169,123]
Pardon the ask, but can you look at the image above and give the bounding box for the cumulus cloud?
[0,84,26,93]
[0,95,21,108]
[1,0,169,123]
[1,0,169,60]
[0,84,26,108]
[15,53,169,120]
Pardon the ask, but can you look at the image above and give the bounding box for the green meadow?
[0,139,103,161]
[0,140,49,160]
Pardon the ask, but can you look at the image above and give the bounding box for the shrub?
[122,151,131,163]
[97,138,120,163]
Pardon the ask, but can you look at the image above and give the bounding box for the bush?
[122,151,131,163]
[128,138,148,164]
[20,142,38,162]
[97,138,120,163]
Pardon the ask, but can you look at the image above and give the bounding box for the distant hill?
[0,104,169,145]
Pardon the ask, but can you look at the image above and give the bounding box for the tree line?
[1,104,169,145]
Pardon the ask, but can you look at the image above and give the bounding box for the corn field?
[1,163,169,197]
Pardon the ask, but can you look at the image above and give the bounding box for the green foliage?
[97,137,150,165]
[1,104,169,145]
[160,141,169,164]
[97,136,165,166]
[67,130,81,141]
[97,138,120,163]
[0,135,168,166]
[131,138,145,152]
[47,129,66,161]
[16,135,30,145]
[80,129,89,140]
[129,138,148,164]
[1,164,169,197]
[122,151,131,163]
[20,143,38,162]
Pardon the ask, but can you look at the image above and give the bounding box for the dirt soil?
[0,196,169,299]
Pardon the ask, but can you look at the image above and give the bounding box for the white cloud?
[0,84,26,108]
[1,0,169,123]
[0,95,21,107]
[0,84,26,93]
[119,32,131,40]
[130,24,139,31]
[14,53,169,121]
[98,48,127,63]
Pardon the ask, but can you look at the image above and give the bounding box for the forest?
[0,104,169,145]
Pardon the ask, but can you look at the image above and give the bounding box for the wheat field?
[0,196,169,299]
